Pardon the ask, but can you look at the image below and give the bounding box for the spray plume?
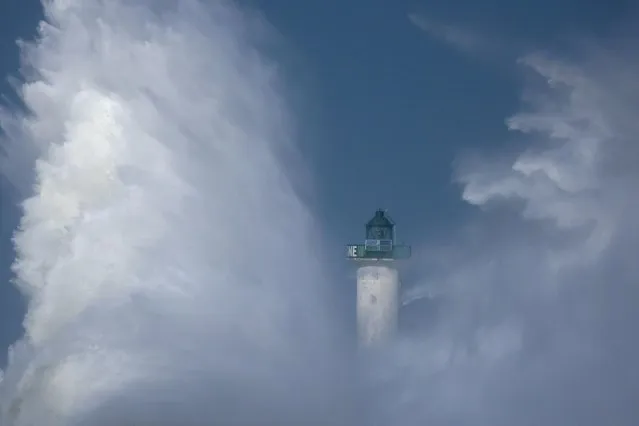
[388,45,639,425]
[4,1,639,426]
[0,1,346,425]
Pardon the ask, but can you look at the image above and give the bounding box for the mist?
[0,1,348,425]
[3,1,639,426]
[391,47,639,425]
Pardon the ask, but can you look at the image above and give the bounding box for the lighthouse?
[346,209,411,346]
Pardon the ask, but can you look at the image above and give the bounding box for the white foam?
[0,1,337,424]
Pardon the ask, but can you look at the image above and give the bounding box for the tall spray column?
[347,209,411,347]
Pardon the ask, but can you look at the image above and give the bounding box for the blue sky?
[0,0,632,366]
[1,1,639,424]
[248,0,635,248]
[0,0,43,367]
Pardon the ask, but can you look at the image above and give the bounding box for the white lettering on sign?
[348,245,358,257]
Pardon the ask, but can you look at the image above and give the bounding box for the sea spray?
[0,1,340,425]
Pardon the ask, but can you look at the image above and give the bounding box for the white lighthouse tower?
[346,210,411,346]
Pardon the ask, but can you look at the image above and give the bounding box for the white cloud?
[408,13,495,56]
